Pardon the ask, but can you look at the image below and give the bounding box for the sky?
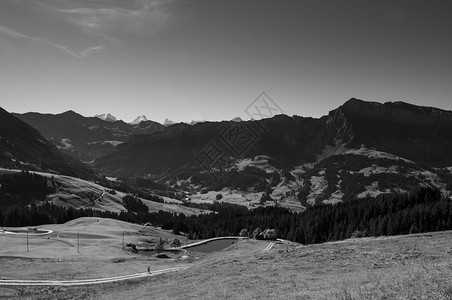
[0,0,451,123]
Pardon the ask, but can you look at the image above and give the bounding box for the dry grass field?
[90,233,452,300]
[1,218,452,299]
[0,218,190,285]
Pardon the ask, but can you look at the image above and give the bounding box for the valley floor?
[1,219,452,299]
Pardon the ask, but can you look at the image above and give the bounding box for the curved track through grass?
[0,267,186,286]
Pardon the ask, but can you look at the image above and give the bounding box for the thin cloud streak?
[0,0,175,57]
[0,25,103,58]
[56,0,173,37]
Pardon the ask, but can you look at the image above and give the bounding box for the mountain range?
[93,99,452,173]
[91,98,452,207]
[4,98,452,208]
[13,111,164,162]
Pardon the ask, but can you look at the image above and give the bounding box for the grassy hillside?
[1,226,452,299]
[0,168,204,216]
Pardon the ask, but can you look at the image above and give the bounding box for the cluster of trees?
[189,166,276,193]
[299,154,425,202]
[209,168,270,192]
[339,172,421,202]
[122,195,149,213]
[0,171,54,207]
[0,202,123,227]
[288,187,452,244]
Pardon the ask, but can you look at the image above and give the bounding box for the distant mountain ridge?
[13,111,164,162]
[0,107,95,179]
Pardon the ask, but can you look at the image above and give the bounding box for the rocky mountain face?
[0,107,95,179]
[92,99,452,208]
[332,99,452,166]
[13,111,164,162]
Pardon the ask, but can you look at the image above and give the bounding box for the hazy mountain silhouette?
[13,111,164,162]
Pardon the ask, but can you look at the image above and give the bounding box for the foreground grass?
[332,262,452,300]
[2,231,452,299]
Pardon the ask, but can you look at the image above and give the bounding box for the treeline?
[289,187,452,244]
[156,187,452,243]
[0,171,54,207]
[0,202,117,227]
[0,201,175,227]
[1,185,452,246]
[97,177,177,203]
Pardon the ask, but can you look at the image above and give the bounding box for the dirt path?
[0,267,186,286]
[79,190,105,209]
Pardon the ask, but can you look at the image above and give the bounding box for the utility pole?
[77,232,80,253]
[26,231,29,252]
[122,231,125,249]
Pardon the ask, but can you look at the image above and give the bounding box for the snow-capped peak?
[130,115,148,125]
[188,119,206,125]
[163,118,175,126]
[95,113,117,122]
